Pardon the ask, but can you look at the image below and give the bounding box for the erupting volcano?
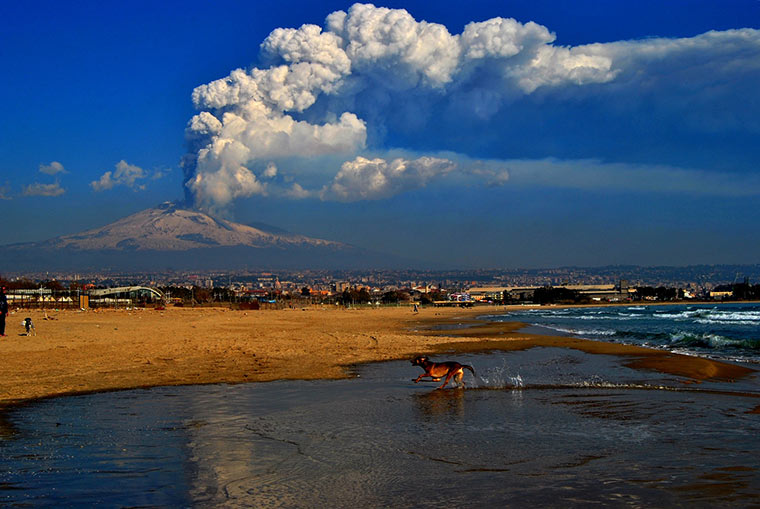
[0,203,404,271]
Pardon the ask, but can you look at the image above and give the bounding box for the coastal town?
[3,264,759,308]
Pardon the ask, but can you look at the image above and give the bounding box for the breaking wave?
[545,326,616,337]
[498,303,760,362]
[668,331,760,351]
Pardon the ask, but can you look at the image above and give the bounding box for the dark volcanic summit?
[1,203,401,271]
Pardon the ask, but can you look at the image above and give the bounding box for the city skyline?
[2,1,759,269]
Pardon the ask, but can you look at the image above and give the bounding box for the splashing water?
[474,359,523,389]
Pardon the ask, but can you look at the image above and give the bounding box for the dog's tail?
[463,364,475,377]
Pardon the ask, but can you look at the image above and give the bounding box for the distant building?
[468,281,636,303]
[562,284,633,302]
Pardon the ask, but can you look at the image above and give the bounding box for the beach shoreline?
[0,304,755,409]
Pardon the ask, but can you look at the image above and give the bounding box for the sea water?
[1,346,758,507]
[490,302,760,364]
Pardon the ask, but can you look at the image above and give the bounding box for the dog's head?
[411,355,428,366]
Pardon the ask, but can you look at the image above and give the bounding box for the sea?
[490,302,760,364]
[0,303,758,507]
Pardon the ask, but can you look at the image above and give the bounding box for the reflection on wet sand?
[1,348,759,507]
[182,390,309,507]
[413,388,465,419]
[184,410,259,504]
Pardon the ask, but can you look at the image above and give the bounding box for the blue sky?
[2,0,759,268]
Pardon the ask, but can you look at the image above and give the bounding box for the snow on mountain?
[42,202,343,251]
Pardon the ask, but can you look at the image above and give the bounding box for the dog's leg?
[438,371,456,389]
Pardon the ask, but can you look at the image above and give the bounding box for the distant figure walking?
[413,303,419,313]
[23,317,36,336]
[0,287,8,337]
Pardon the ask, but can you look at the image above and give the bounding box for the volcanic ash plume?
[181,3,760,214]
[179,4,617,214]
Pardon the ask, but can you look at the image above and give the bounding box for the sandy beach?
[0,304,754,407]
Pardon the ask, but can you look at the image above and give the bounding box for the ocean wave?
[547,326,616,337]
[505,304,760,362]
[701,311,760,322]
[614,312,650,319]
[622,330,672,341]
[657,310,712,319]
[696,318,760,326]
[667,331,760,351]
[652,309,760,325]
[574,315,634,321]
[520,309,570,315]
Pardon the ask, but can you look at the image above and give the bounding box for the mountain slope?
[42,202,343,251]
[1,203,412,271]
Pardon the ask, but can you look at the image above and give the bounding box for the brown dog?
[411,355,475,389]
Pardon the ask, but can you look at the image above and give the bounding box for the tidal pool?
[1,348,759,507]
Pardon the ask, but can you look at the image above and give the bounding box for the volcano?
[44,202,345,251]
[1,203,406,272]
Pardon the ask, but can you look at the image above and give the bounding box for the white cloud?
[22,181,65,197]
[182,3,760,209]
[460,18,552,60]
[327,3,461,89]
[286,182,311,199]
[261,23,351,76]
[320,155,456,201]
[187,142,267,214]
[91,160,148,192]
[38,161,67,175]
[466,167,510,187]
[262,162,278,178]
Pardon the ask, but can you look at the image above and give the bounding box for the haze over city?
[2,0,759,269]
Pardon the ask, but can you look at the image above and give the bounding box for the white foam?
[696,318,758,326]
[550,326,616,336]
[703,310,760,322]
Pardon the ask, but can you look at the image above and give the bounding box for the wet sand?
[0,305,754,406]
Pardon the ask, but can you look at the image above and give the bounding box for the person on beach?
[0,287,8,337]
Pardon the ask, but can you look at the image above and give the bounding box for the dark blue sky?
[1,1,759,268]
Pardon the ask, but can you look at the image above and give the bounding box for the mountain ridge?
[30,202,344,251]
[0,203,411,271]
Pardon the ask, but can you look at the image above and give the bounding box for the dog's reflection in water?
[413,388,465,419]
